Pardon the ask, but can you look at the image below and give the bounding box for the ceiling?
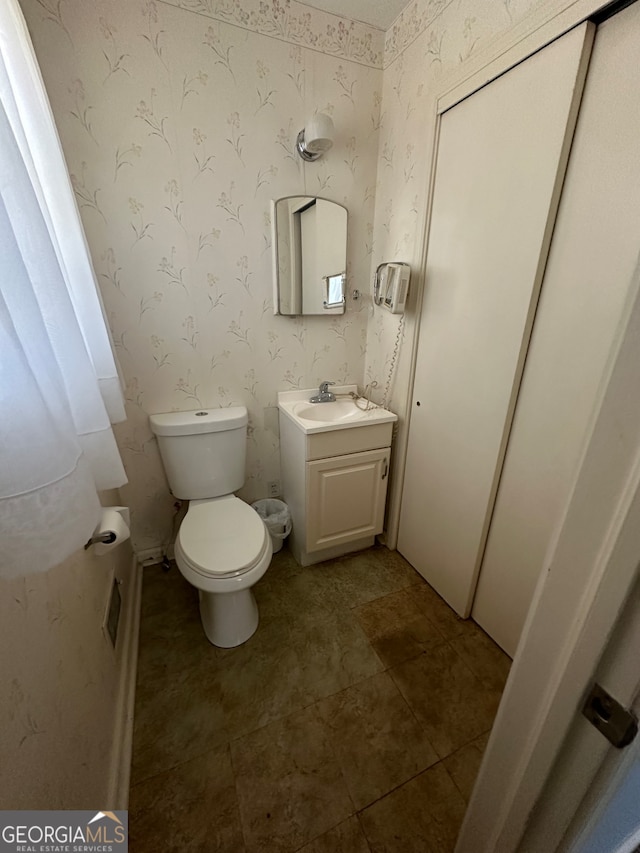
[298,0,409,30]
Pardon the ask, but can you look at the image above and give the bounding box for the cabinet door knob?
[382,458,388,479]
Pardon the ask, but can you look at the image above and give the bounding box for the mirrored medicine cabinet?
[272,196,347,316]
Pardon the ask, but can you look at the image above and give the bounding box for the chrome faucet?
[309,380,336,403]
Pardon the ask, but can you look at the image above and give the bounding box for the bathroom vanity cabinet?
[306,447,389,553]
[278,387,396,566]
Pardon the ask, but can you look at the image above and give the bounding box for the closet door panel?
[473,2,640,655]
[397,24,592,616]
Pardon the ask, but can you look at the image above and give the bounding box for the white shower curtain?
[0,0,127,577]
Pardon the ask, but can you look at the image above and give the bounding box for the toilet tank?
[149,407,248,500]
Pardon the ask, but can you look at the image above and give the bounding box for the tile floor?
[129,544,511,852]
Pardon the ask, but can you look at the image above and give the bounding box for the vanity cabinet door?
[306,448,390,553]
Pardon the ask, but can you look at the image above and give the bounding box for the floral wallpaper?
[0,492,133,807]
[22,0,563,554]
[21,0,383,552]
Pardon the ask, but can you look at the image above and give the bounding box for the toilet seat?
[177,495,269,579]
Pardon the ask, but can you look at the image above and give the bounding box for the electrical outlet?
[267,480,280,497]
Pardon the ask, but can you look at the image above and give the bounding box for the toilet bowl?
[149,406,273,648]
[174,496,272,647]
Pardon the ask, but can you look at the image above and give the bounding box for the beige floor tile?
[211,597,384,740]
[290,606,386,702]
[354,587,445,668]
[136,613,213,680]
[136,566,225,681]
[299,816,371,852]
[231,705,354,853]
[442,731,490,802]
[317,671,439,809]
[131,658,228,785]
[131,548,504,850]
[139,562,195,621]
[359,762,467,853]
[367,546,426,584]
[129,744,245,853]
[132,567,232,784]
[324,548,420,608]
[389,645,502,759]
[449,622,512,691]
[211,616,313,741]
[411,582,468,641]
[254,550,341,628]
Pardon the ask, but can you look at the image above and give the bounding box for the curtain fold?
[0,1,126,423]
[0,0,128,577]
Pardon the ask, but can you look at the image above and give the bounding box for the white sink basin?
[293,399,362,423]
[278,386,398,434]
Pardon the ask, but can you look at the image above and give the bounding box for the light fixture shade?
[304,113,334,154]
[296,113,334,161]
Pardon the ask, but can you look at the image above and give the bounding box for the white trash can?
[252,499,292,553]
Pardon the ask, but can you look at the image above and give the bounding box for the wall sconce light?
[296,113,334,161]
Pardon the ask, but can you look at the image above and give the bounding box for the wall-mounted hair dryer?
[373,262,410,314]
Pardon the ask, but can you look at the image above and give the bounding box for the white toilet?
[149,407,272,648]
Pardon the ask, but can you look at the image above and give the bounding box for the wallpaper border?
[384,0,457,67]
[159,0,385,68]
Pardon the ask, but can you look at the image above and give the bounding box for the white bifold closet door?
[472,1,640,656]
[397,25,592,619]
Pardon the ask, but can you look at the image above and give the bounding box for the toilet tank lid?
[149,406,248,436]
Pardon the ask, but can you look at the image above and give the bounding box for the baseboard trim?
[136,546,165,566]
[106,554,143,808]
